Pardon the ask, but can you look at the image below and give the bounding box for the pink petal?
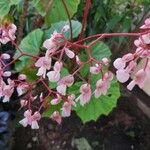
[113,58,126,69]
[47,71,60,82]
[65,48,75,59]
[56,84,66,95]
[116,69,130,83]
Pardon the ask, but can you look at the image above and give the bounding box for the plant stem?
[61,0,73,40]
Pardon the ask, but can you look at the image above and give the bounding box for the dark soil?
[11,95,150,150]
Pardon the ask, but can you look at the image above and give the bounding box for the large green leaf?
[14,29,44,81]
[0,0,21,19]
[44,20,82,40]
[14,29,43,60]
[45,0,80,26]
[30,0,47,16]
[69,80,120,123]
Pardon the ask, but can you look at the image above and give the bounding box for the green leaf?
[44,20,82,40]
[92,42,111,60]
[14,29,43,81]
[45,0,80,26]
[70,80,120,123]
[0,0,21,19]
[30,0,47,16]
[15,59,38,82]
[14,29,43,60]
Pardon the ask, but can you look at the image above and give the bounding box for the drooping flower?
[47,61,62,82]
[0,23,17,44]
[77,83,91,106]
[94,72,113,98]
[140,18,150,29]
[51,94,62,105]
[57,75,74,95]
[35,56,51,78]
[64,48,75,59]
[2,79,14,102]
[17,83,29,96]
[19,110,41,129]
[51,111,62,124]
[90,64,101,74]
[127,69,147,90]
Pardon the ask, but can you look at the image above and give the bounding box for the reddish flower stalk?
[79,0,91,40]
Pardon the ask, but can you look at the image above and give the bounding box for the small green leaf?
[44,20,82,40]
[45,0,80,26]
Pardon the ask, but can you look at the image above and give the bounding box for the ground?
[12,95,150,150]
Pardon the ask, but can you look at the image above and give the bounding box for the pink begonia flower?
[142,33,150,44]
[57,75,74,95]
[0,24,17,44]
[47,61,62,82]
[35,56,51,78]
[1,53,10,59]
[65,48,75,59]
[17,83,29,96]
[140,18,150,29]
[61,101,72,117]
[102,58,109,65]
[77,83,91,106]
[90,64,101,74]
[19,110,41,129]
[116,69,130,83]
[94,72,113,98]
[104,71,114,82]
[0,80,5,98]
[126,61,137,72]
[51,94,62,105]
[134,38,143,47]
[20,99,28,108]
[43,31,63,52]
[61,95,76,117]
[94,79,108,98]
[127,69,147,90]
[18,74,26,80]
[2,79,15,102]
[113,58,126,70]
[122,53,134,62]
[51,111,62,124]
[3,71,11,77]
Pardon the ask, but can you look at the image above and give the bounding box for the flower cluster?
[0,23,16,44]
[4,17,150,130]
[114,18,150,90]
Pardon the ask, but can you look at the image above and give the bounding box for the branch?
[61,0,73,40]
[79,0,91,40]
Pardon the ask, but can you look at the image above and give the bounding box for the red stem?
[61,0,73,40]
[79,0,91,40]
[76,31,150,44]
